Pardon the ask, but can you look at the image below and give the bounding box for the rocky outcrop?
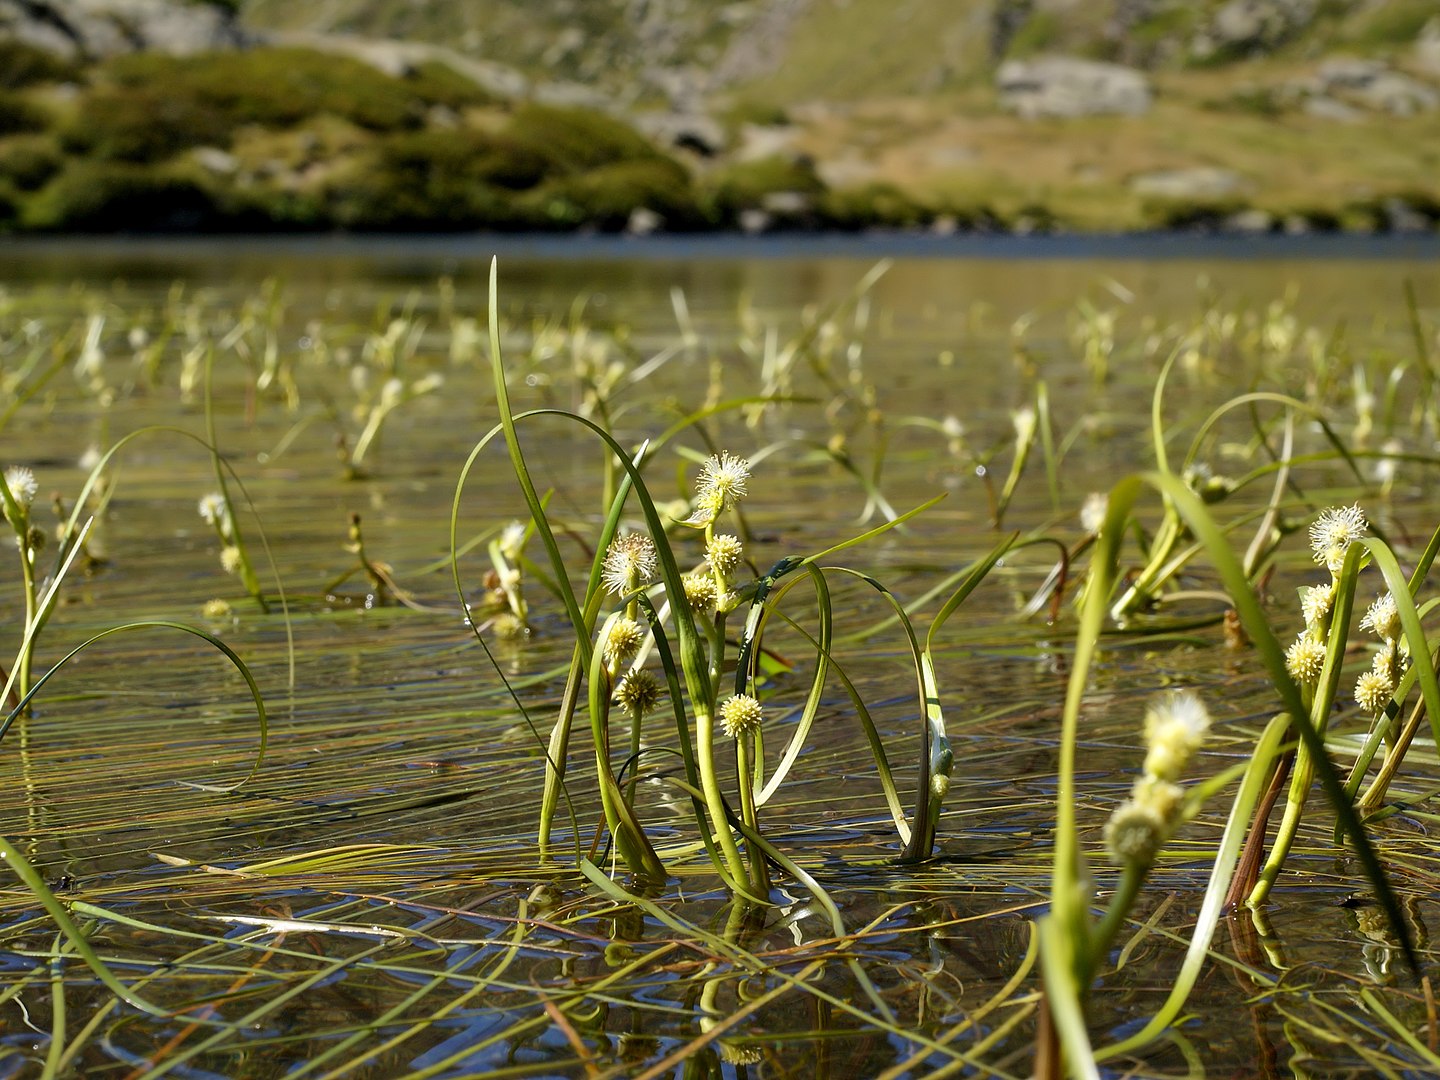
[997,56,1151,118]
[1312,58,1438,116]
[1191,0,1316,62]
[1131,166,1248,201]
[0,0,246,58]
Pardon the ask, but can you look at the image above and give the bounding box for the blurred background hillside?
[2,0,1438,233]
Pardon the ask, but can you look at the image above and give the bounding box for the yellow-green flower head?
[198,495,228,538]
[4,466,37,510]
[1080,492,1107,536]
[220,545,244,575]
[1300,583,1334,628]
[602,616,646,666]
[682,571,718,612]
[1182,462,1236,504]
[1285,634,1326,685]
[1104,800,1166,866]
[1309,504,1367,575]
[1372,639,1405,685]
[1360,592,1401,643]
[719,693,764,739]
[498,521,527,562]
[490,612,527,640]
[1355,668,1395,715]
[1141,691,1210,781]
[680,489,726,529]
[613,670,662,716]
[201,598,234,620]
[1132,774,1185,822]
[601,532,657,597]
[717,1041,763,1067]
[1012,406,1037,443]
[705,534,744,578]
[696,452,750,511]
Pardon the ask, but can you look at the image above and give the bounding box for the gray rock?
[738,208,773,234]
[1418,18,1440,77]
[1303,95,1362,122]
[1130,167,1247,201]
[1192,0,1316,60]
[625,206,664,235]
[735,122,803,163]
[760,191,812,215]
[1383,197,1431,233]
[1317,58,1438,116]
[1225,209,1274,233]
[192,146,238,175]
[0,0,247,58]
[996,56,1151,118]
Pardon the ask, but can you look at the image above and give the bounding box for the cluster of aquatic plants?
[5,265,1440,1075]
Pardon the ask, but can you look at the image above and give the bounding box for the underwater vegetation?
[3,258,1440,1075]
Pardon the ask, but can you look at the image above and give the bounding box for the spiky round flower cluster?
[613,670,662,716]
[705,534,744,579]
[4,466,37,514]
[1105,775,1186,865]
[497,521,527,563]
[1300,583,1335,628]
[1104,801,1165,865]
[684,452,751,527]
[490,612,526,641]
[602,533,658,597]
[1309,504,1368,576]
[1359,592,1401,643]
[220,545,244,576]
[1141,691,1211,782]
[602,616,646,666]
[1355,668,1394,715]
[1080,492,1107,536]
[1285,634,1327,686]
[198,493,228,528]
[201,598,234,620]
[682,571,718,612]
[1106,693,1209,867]
[719,693,764,739]
[1182,462,1237,505]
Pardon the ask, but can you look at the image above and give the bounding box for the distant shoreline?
[3,230,1438,265]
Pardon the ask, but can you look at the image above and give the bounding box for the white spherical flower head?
[719,693,764,739]
[613,670,662,716]
[705,534,744,578]
[682,571,718,612]
[220,545,244,576]
[4,466,37,509]
[1355,668,1395,715]
[1360,592,1402,643]
[695,452,751,512]
[198,493,228,528]
[1300,583,1334,628]
[601,532,658,597]
[1309,504,1367,575]
[1104,800,1165,866]
[1011,406,1037,443]
[1285,635,1326,686]
[498,521,527,562]
[1141,691,1210,781]
[1079,492,1108,536]
[602,616,646,666]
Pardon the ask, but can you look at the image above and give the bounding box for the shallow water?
[1,238,1439,1077]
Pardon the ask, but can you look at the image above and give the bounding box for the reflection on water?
[0,239,1438,1076]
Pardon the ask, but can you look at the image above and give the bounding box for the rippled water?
[1,237,1438,1077]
